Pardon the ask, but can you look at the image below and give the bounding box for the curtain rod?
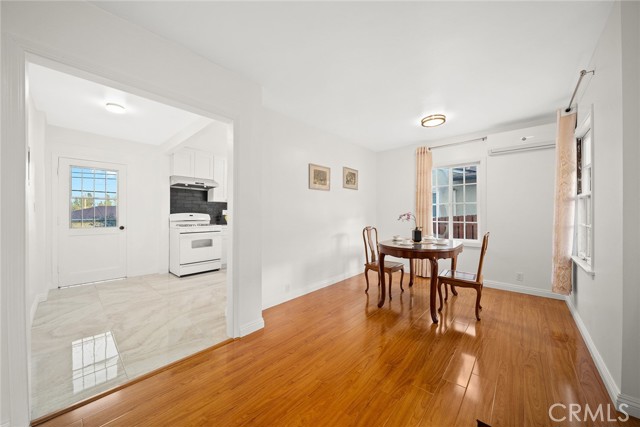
[428,136,487,150]
[565,69,595,113]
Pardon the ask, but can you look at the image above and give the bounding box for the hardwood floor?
[36,274,638,427]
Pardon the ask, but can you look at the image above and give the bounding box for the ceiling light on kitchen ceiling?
[421,114,446,128]
[105,102,126,114]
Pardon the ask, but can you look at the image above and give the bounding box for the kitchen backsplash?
[170,188,227,224]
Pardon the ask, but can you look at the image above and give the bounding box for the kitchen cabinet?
[171,148,214,180]
[207,156,228,202]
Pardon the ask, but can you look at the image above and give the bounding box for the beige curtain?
[415,147,433,277]
[552,110,577,295]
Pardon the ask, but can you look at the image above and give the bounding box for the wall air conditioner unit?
[488,140,555,156]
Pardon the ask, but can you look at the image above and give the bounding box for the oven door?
[179,231,221,265]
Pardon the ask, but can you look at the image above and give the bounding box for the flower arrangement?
[397,212,421,230]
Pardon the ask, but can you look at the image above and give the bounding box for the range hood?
[170,175,218,191]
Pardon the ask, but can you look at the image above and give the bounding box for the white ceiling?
[93,1,612,151]
[27,62,210,146]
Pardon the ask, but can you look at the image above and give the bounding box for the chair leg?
[388,272,393,300]
[438,279,444,312]
[400,269,404,292]
[451,284,458,296]
[444,282,449,301]
[475,287,482,321]
[364,269,370,293]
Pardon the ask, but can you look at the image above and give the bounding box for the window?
[432,164,478,240]
[70,166,118,228]
[574,117,593,267]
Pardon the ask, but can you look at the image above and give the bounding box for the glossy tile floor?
[30,271,228,419]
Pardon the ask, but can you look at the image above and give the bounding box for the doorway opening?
[25,57,235,419]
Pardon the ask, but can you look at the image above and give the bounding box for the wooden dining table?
[378,239,464,323]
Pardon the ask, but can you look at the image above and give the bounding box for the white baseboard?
[483,279,566,300]
[618,393,640,419]
[262,269,361,310]
[29,291,48,325]
[238,317,265,337]
[565,298,624,409]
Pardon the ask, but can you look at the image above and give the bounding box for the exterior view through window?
[432,165,478,240]
[70,166,118,228]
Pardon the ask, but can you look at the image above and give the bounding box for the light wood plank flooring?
[36,274,638,427]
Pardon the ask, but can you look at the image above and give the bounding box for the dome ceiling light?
[421,114,446,128]
[105,102,126,114]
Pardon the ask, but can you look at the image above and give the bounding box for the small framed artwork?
[343,167,358,190]
[309,163,330,191]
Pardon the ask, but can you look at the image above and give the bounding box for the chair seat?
[438,269,478,284]
[366,260,404,272]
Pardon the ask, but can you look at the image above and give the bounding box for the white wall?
[44,126,171,285]
[260,108,377,309]
[26,102,48,321]
[620,0,640,406]
[376,123,558,298]
[569,0,625,404]
[567,0,640,414]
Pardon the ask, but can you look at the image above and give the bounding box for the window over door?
[432,164,479,240]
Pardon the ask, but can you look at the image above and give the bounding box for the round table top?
[378,239,464,258]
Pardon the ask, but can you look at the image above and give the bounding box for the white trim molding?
[238,318,265,337]
[29,292,48,325]
[565,298,623,409]
[483,280,566,300]
[262,269,362,310]
[617,394,640,419]
[1,34,31,426]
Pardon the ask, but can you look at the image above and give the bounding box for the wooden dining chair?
[437,232,490,320]
[363,226,404,299]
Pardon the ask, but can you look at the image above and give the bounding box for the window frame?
[431,160,483,244]
[572,107,595,275]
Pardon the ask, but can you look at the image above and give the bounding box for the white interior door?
[58,158,127,286]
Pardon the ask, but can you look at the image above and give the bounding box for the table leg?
[429,258,439,323]
[377,252,386,308]
[408,259,414,287]
[450,255,458,296]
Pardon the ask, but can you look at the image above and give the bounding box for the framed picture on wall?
[343,167,358,190]
[309,163,330,190]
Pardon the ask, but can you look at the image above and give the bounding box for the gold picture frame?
[343,167,358,190]
[309,163,330,190]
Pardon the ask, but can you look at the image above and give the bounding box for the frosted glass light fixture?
[105,102,126,114]
[421,114,446,127]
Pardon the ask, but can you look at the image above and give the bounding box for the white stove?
[169,213,222,276]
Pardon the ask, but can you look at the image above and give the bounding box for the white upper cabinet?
[171,148,214,180]
[208,156,227,202]
[171,150,193,177]
[193,153,213,180]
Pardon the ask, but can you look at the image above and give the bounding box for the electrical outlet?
[516,272,524,282]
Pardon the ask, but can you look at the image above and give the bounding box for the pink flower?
[397,212,418,228]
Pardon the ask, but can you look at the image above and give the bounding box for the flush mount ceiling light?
[105,102,126,114]
[421,114,446,128]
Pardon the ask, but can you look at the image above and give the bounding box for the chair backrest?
[362,226,379,265]
[476,232,490,279]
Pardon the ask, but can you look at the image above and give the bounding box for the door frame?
[55,157,128,287]
[2,36,238,424]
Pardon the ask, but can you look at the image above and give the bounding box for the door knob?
[119,226,125,230]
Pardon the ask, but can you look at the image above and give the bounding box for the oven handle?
[179,230,221,235]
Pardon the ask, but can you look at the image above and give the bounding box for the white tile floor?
[30,271,228,419]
